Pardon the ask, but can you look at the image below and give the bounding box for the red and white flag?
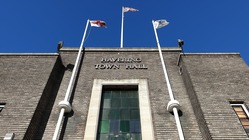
[90,20,106,27]
[123,7,139,12]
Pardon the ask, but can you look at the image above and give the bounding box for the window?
[97,89,141,140]
[84,79,154,140]
[231,102,249,135]
[0,103,5,112]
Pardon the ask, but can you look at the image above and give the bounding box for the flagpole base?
[58,101,72,113]
[167,100,180,112]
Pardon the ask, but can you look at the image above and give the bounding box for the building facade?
[0,47,249,140]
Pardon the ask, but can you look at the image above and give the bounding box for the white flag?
[154,20,169,29]
[90,20,106,27]
[123,7,139,12]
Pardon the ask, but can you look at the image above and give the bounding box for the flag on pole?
[123,7,139,12]
[90,20,106,27]
[154,20,169,29]
[120,7,138,48]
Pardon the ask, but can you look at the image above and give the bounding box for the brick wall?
[25,56,65,140]
[0,55,59,139]
[180,54,249,139]
[4,50,248,139]
[43,48,202,140]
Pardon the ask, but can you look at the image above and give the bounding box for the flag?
[154,20,169,29]
[123,7,139,12]
[90,20,106,27]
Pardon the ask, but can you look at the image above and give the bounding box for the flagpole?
[52,19,90,140]
[152,20,185,140]
[152,20,174,101]
[120,6,124,48]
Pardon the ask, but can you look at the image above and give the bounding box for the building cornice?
[181,52,240,55]
[177,52,241,66]
[60,47,182,52]
[0,53,59,56]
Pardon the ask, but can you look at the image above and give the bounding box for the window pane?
[131,134,141,140]
[110,120,120,134]
[121,98,130,108]
[243,125,249,129]
[110,109,120,120]
[120,120,130,133]
[97,134,109,140]
[111,99,121,108]
[127,91,138,98]
[237,112,247,118]
[112,91,120,98]
[241,119,249,125]
[120,91,128,98]
[131,109,140,120]
[99,120,109,133]
[234,106,243,112]
[103,91,112,99]
[130,120,141,133]
[103,99,111,109]
[108,135,116,140]
[119,134,131,139]
[130,98,139,108]
[101,109,110,120]
[120,109,130,120]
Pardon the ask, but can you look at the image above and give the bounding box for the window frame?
[231,103,249,133]
[0,103,5,112]
[97,88,141,139]
[84,79,154,140]
[231,103,249,117]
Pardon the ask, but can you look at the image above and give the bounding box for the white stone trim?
[84,79,154,140]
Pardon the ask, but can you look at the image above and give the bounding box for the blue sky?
[0,1,249,65]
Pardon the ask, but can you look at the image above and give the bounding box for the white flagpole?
[64,19,89,102]
[120,6,124,48]
[152,20,174,101]
[52,19,90,140]
[152,20,185,140]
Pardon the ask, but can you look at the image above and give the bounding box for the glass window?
[109,120,119,134]
[130,120,141,133]
[231,103,249,136]
[110,109,120,120]
[99,120,109,133]
[100,109,110,120]
[120,109,130,120]
[97,89,141,140]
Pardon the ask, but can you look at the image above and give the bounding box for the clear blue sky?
[0,1,249,65]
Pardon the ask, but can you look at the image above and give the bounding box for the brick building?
[0,46,249,140]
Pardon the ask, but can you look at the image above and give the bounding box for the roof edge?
[60,47,182,52]
[0,53,59,56]
[181,52,240,55]
[177,52,241,66]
